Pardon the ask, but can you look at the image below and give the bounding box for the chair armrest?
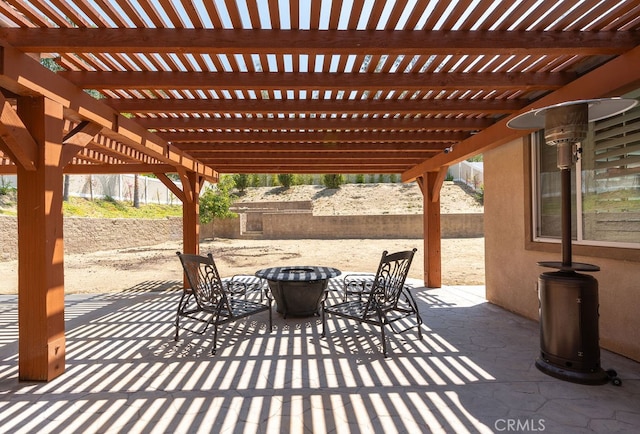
[226,275,270,301]
[230,274,264,289]
[342,273,376,300]
[343,273,376,286]
[221,275,257,295]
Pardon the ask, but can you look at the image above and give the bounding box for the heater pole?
[561,167,572,267]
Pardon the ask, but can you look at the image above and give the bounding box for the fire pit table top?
[255,266,341,282]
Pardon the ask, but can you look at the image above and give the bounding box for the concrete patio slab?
[0,280,638,433]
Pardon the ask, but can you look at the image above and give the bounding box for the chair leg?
[212,324,218,355]
[174,291,189,341]
[415,310,423,340]
[405,290,424,340]
[381,323,388,357]
[321,308,327,338]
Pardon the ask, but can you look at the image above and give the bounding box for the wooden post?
[418,167,447,288]
[16,96,66,381]
[155,171,201,289]
[178,170,203,256]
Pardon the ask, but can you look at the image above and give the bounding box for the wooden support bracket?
[61,120,104,166]
[0,92,37,171]
[155,172,186,203]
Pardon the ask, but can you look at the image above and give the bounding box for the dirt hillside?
[234,181,483,215]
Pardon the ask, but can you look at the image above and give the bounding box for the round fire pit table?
[255,266,341,317]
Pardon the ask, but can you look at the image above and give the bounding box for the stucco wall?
[484,138,640,362]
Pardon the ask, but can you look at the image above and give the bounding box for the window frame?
[531,132,640,250]
[526,134,640,263]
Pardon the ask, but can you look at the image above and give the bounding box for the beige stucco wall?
[484,138,640,362]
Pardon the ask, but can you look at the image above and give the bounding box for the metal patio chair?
[321,248,422,356]
[175,252,272,354]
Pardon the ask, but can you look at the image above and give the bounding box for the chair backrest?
[177,252,228,311]
[370,248,417,309]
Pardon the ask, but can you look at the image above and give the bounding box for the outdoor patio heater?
[507,98,637,385]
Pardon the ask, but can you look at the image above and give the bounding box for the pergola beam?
[65,163,176,174]
[201,157,426,165]
[175,143,446,152]
[107,98,526,115]
[191,152,435,160]
[59,71,572,92]
[2,28,637,56]
[136,116,493,131]
[211,164,411,173]
[158,130,468,143]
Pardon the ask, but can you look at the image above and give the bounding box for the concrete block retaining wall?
[265,214,423,238]
[0,216,17,261]
[211,213,483,240]
[1,213,483,261]
[0,215,183,261]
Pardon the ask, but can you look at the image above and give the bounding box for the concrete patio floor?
[1,279,639,433]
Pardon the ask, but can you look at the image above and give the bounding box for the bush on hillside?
[277,174,295,189]
[233,174,250,193]
[322,174,344,189]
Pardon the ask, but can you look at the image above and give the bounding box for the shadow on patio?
[1,279,639,433]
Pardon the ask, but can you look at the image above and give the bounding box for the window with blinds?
[582,106,640,245]
[534,102,640,247]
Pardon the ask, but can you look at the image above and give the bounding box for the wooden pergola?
[0,1,639,381]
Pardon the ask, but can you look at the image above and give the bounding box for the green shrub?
[233,174,250,193]
[322,174,344,189]
[277,174,295,189]
[475,185,485,205]
[0,176,15,196]
[249,174,262,187]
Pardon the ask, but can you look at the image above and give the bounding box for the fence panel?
[448,162,483,191]
[1,174,179,205]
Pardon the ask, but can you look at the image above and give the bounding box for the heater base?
[535,358,609,385]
